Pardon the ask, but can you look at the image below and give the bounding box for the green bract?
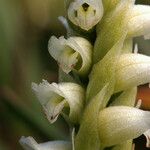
[20,1,150,150]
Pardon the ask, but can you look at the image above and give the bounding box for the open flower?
[67,0,104,30]
[48,36,92,76]
[98,106,150,148]
[32,80,85,124]
[19,136,71,150]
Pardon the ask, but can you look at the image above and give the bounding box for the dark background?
[0,0,150,149]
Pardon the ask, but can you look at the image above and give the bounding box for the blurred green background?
[0,0,150,149]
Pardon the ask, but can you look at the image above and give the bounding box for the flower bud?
[32,80,85,124]
[19,136,71,150]
[98,106,150,147]
[67,0,104,30]
[48,36,92,76]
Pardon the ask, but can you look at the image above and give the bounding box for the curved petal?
[67,0,104,30]
[48,36,92,76]
[32,80,85,124]
[115,53,150,92]
[128,5,150,39]
[98,106,150,147]
[19,136,71,150]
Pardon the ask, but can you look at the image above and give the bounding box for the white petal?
[115,53,150,92]
[67,0,104,30]
[128,5,150,38]
[19,136,71,150]
[32,80,85,124]
[98,106,150,147]
[48,36,92,76]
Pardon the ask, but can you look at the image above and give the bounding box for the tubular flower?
[32,80,85,124]
[127,5,150,39]
[67,0,104,31]
[19,136,71,150]
[98,106,150,148]
[48,36,92,76]
[115,53,150,92]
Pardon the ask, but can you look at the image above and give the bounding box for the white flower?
[128,5,150,39]
[32,80,85,124]
[48,36,92,76]
[115,53,150,92]
[19,136,71,150]
[67,0,104,30]
[98,106,150,147]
